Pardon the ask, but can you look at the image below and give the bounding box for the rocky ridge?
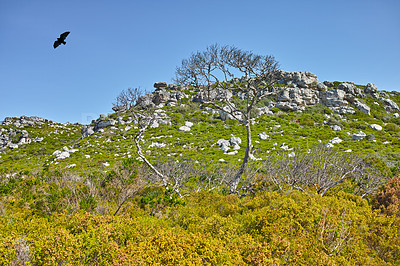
[1,70,400,174]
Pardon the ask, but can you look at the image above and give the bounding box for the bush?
[373,176,400,217]
[386,123,400,132]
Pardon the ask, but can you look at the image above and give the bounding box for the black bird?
[53,31,70,49]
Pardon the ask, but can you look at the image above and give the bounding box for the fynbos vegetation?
[1,44,400,264]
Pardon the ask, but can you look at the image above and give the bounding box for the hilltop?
[1,70,399,175]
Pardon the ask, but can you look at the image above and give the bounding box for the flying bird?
[53,31,70,49]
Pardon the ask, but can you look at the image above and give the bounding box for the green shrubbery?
[1,187,400,264]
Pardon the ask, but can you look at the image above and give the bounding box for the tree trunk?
[229,120,252,194]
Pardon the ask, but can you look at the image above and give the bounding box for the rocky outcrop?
[274,70,318,88]
[114,72,400,122]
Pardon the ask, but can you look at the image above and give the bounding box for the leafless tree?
[258,146,384,197]
[114,87,184,197]
[113,87,143,111]
[174,44,279,194]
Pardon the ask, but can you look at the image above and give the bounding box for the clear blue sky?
[1,0,399,124]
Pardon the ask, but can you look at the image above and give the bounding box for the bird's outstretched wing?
[53,40,61,48]
[60,31,70,40]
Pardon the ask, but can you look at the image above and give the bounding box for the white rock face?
[370,124,382,131]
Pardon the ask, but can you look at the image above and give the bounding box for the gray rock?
[338,83,362,96]
[331,125,342,131]
[364,83,377,94]
[322,89,347,107]
[383,98,400,111]
[94,119,116,131]
[230,136,242,146]
[148,142,167,148]
[112,105,127,113]
[178,126,191,131]
[217,139,231,153]
[331,106,356,115]
[9,143,18,149]
[137,94,155,109]
[370,124,382,131]
[81,126,94,137]
[258,132,270,140]
[353,100,370,115]
[219,105,242,121]
[325,143,334,148]
[352,131,367,141]
[153,89,171,104]
[185,121,194,128]
[323,81,334,87]
[316,82,327,91]
[150,120,159,128]
[154,81,168,89]
[331,137,343,144]
[276,102,300,111]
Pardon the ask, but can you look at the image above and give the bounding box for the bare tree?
[258,146,384,197]
[113,88,143,112]
[113,88,184,197]
[174,44,279,194]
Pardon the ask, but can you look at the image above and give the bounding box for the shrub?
[386,123,400,132]
[373,176,400,217]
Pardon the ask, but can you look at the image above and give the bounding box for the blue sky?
[1,0,399,123]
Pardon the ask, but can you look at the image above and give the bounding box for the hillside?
[1,70,400,264]
[1,71,400,175]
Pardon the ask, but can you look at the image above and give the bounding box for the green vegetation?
[1,79,400,264]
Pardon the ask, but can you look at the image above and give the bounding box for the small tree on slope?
[174,44,279,194]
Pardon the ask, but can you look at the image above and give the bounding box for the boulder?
[364,83,377,94]
[338,83,362,96]
[383,98,400,111]
[258,132,270,140]
[219,105,242,121]
[353,100,370,115]
[370,124,382,131]
[230,136,242,150]
[178,126,191,131]
[217,139,231,153]
[352,131,366,141]
[325,143,334,148]
[153,89,171,104]
[81,126,94,137]
[94,119,116,131]
[322,89,347,107]
[331,125,342,131]
[154,81,168,89]
[331,137,343,144]
[112,105,127,113]
[185,121,194,128]
[137,94,155,109]
[276,102,300,111]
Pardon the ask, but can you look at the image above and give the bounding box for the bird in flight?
[53,31,70,49]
